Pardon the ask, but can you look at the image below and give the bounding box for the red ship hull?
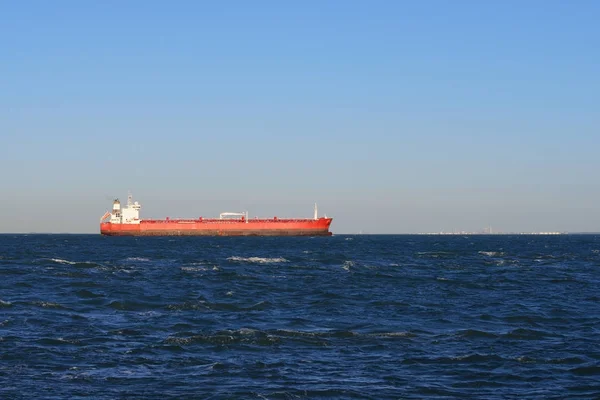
[100,218,333,236]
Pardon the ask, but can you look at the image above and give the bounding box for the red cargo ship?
[100,194,333,236]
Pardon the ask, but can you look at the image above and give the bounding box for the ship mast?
[314,203,318,220]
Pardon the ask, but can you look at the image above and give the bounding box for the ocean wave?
[227,256,288,264]
[273,329,414,340]
[109,328,144,336]
[180,266,207,272]
[163,328,390,347]
[570,365,600,375]
[75,289,104,299]
[125,257,150,262]
[45,258,102,268]
[456,329,498,338]
[49,258,77,265]
[31,301,65,309]
[403,354,505,364]
[416,251,456,258]
[165,301,209,311]
[165,328,280,346]
[503,328,556,339]
[0,299,12,308]
[547,356,587,364]
[166,300,270,312]
[37,337,82,346]
[515,356,537,363]
[367,331,416,338]
[479,251,505,257]
[342,260,355,271]
[108,300,154,311]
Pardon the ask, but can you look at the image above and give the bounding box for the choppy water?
[1,234,599,399]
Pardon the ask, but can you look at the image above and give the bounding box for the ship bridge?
[100,193,141,224]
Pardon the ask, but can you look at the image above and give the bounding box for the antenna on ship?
[127,191,133,207]
[314,203,318,220]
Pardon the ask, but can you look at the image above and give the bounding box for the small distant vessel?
[100,194,333,236]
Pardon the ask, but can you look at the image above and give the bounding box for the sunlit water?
[1,234,599,399]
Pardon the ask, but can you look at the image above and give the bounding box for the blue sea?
[1,234,599,399]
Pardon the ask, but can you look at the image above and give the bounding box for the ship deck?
[141,218,323,224]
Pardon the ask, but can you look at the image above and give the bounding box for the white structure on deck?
[105,194,141,224]
[219,211,249,223]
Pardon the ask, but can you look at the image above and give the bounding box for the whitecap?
[125,257,150,262]
[369,331,414,338]
[47,258,100,267]
[34,301,63,308]
[116,269,134,274]
[50,258,77,265]
[227,256,288,264]
[342,260,355,271]
[237,328,258,335]
[180,266,206,272]
[276,329,318,337]
[478,251,504,257]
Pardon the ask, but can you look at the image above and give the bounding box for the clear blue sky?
[1,1,599,233]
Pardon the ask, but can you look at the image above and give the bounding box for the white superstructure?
[104,194,141,224]
[220,211,249,223]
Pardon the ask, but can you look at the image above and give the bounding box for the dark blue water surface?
[1,234,599,399]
